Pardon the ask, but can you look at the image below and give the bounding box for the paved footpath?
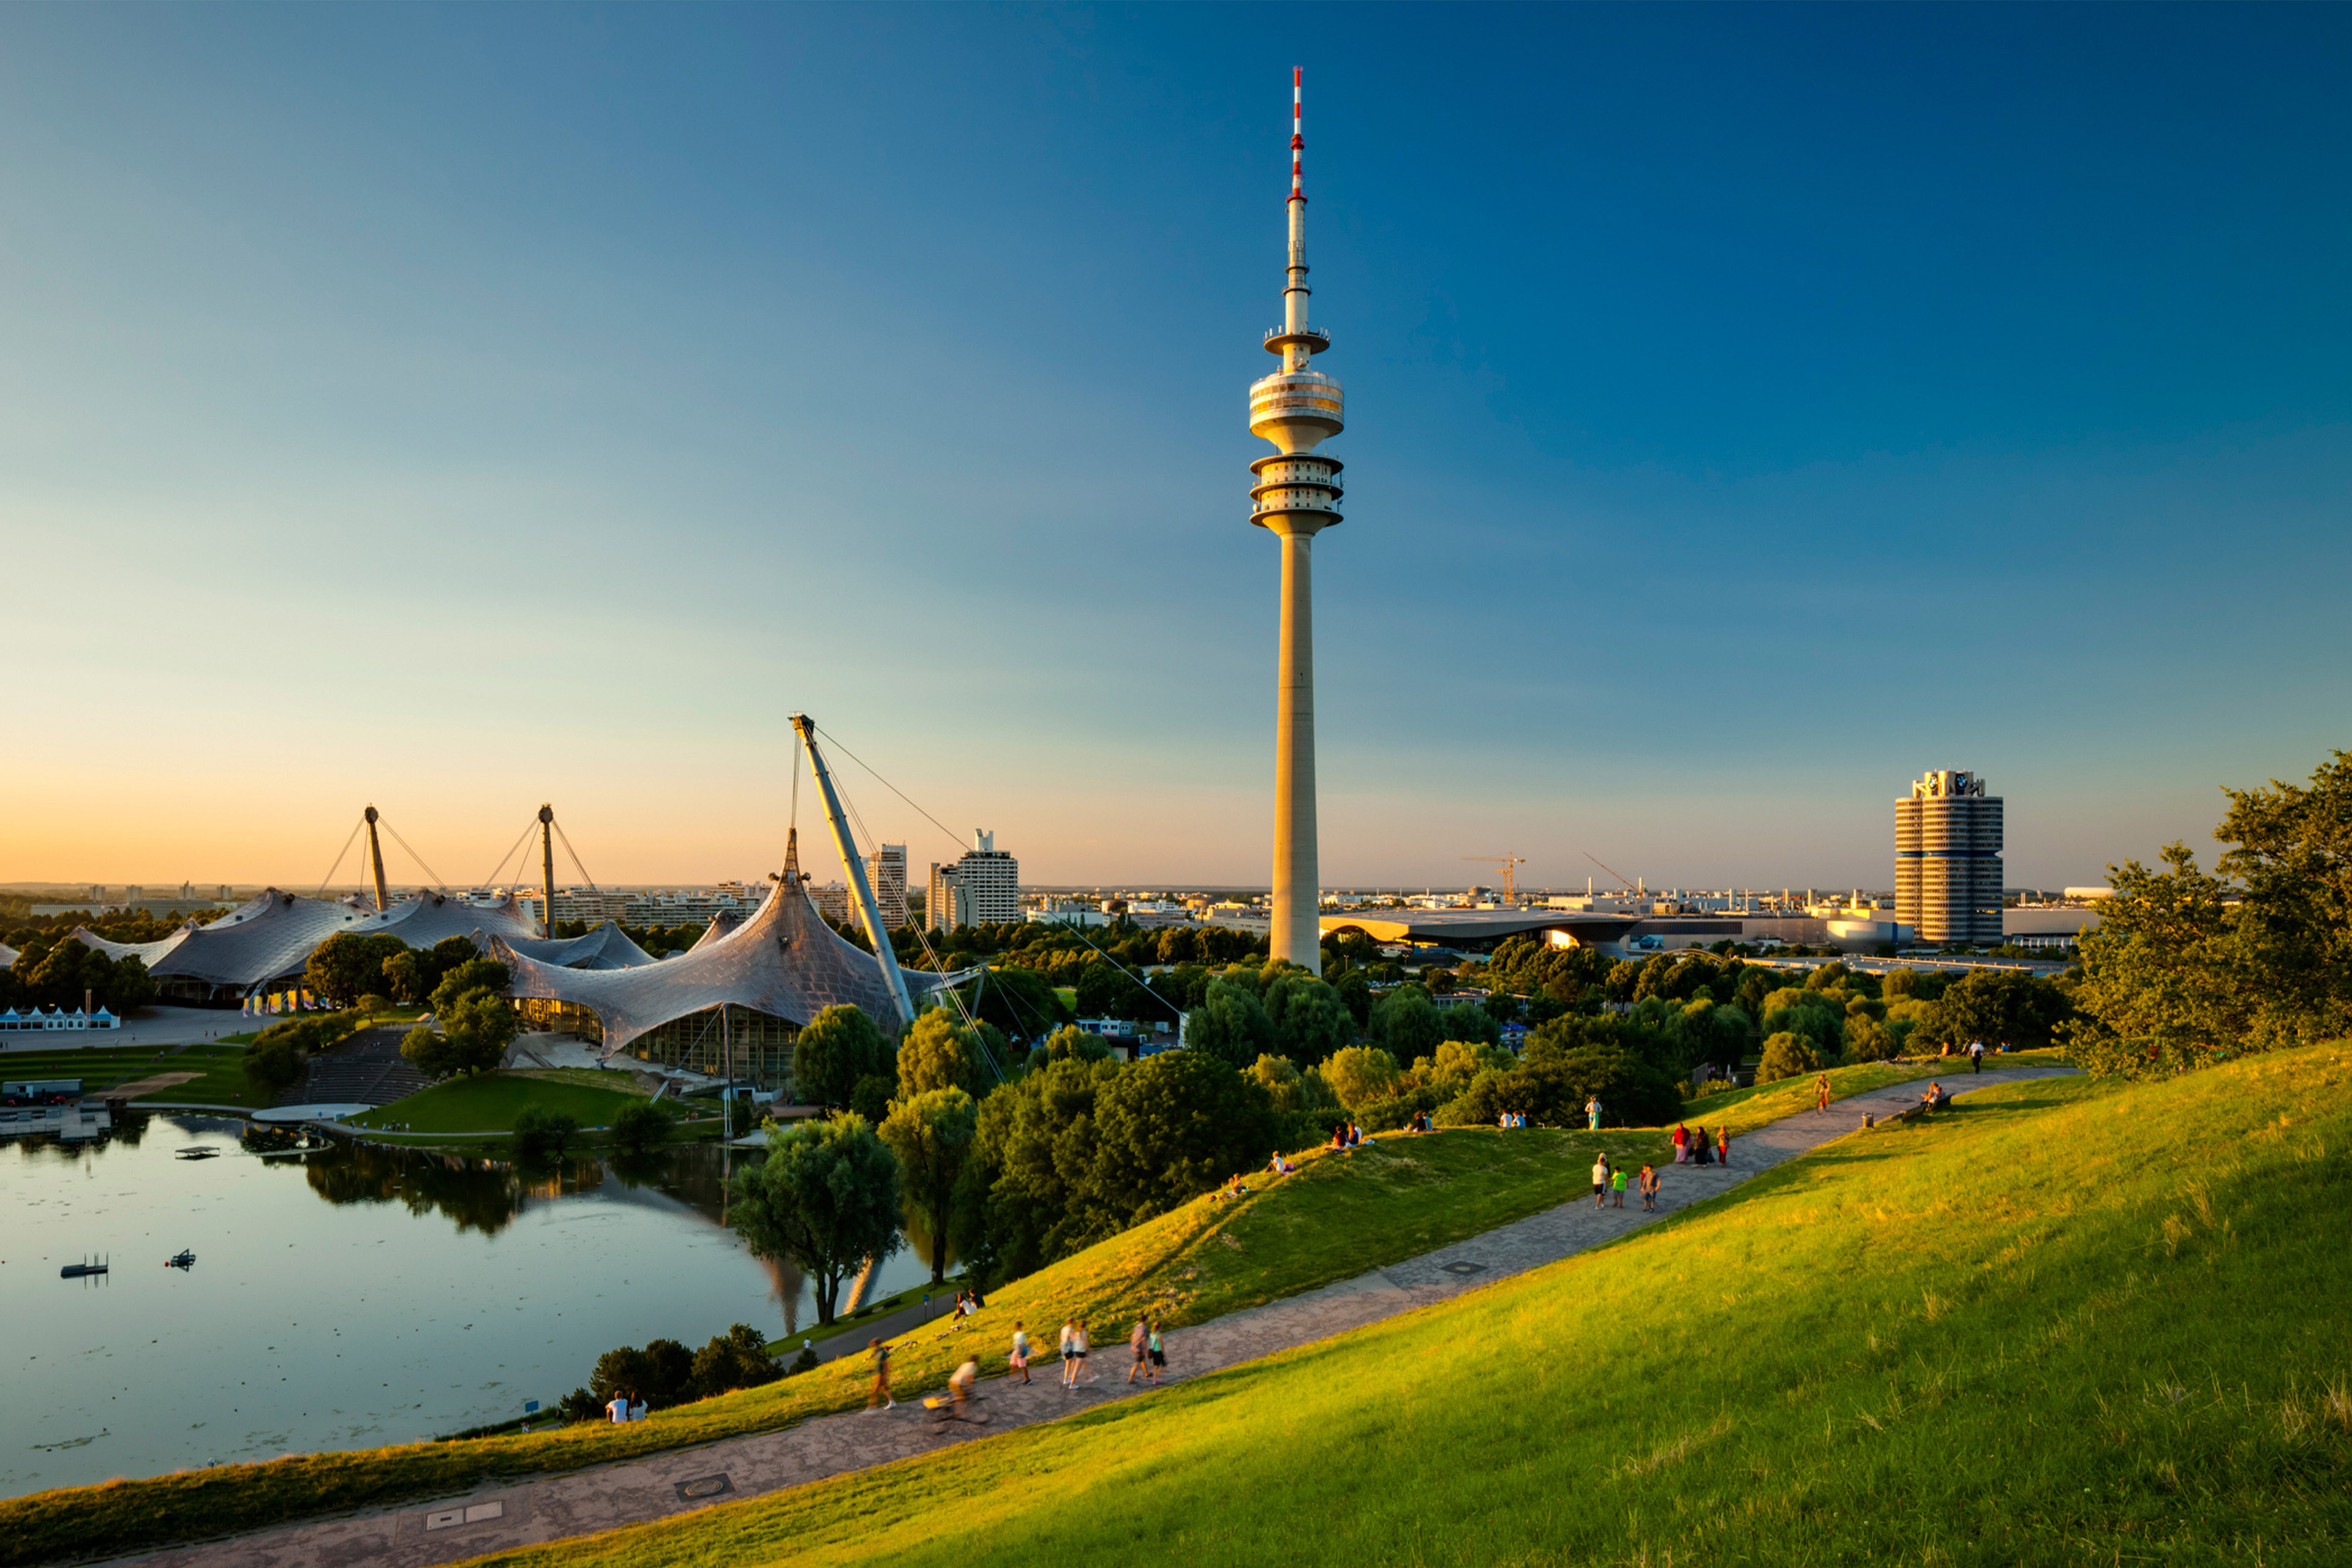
[123,1068,2073,1568]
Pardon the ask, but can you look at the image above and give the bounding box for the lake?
[1,1113,937,1498]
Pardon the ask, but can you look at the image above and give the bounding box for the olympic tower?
[1250,67,1344,974]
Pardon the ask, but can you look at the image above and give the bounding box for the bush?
[242,1036,303,1098]
[355,992,392,1016]
[690,1323,781,1398]
[1441,1044,1682,1128]
[848,1072,893,1124]
[611,1101,675,1153]
[1354,1086,1442,1133]
[1758,1031,1825,1082]
[788,1344,820,1375]
[559,1386,605,1423]
[511,1105,581,1161]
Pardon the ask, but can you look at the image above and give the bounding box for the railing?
[1265,325,1330,342]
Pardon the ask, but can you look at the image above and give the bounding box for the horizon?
[4,5,2345,891]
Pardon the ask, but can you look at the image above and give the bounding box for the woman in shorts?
[1010,1321,1032,1384]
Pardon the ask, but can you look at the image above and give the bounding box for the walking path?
[121,1066,2072,1568]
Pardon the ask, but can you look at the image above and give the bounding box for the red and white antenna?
[1289,66,1305,203]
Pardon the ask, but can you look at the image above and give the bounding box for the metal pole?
[789,714,916,1028]
[363,805,390,912]
[538,804,557,938]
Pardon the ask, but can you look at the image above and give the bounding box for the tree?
[1332,970,1373,1029]
[898,1009,987,1098]
[611,1102,676,1153]
[1368,985,1444,1061]
[954,1056,1119,1281]
[879,1087,979,1284]
[243,1036,304,1098]
[304,932,409,1010]
[386,936,481,1008]
[511,1106,581,1161]
[401,1023,459,1080]
[1181,977,1274,1069]
[429,958,510,1018]
[443,989,518,1073]
[1324,1045,1401,1111]
[1084,1050,1278,1229]
[1262,972,1355,1067]
[690,1324,781,1399]
[1436,1001,1501,1048]
[1431,1038,1511,1086]
[1757,1031,1824,1082]
[960,965,1071,1038]
[729,1114,903,1324]
[1073,957,1145,1020]
[791,1004,891,1108]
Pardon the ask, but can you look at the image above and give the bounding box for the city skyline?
[4,6,2347,890]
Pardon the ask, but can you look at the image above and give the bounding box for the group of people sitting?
[1328,1120,1376,1152]
[950,1286,987,1319]
[1670,1122,1729,1165]
[604,1392,649,1423]
[1497,1110,1531,1128]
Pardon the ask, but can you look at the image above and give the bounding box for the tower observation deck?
[1251,68,1343,974]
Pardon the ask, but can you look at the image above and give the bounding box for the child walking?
[865,1338,894,1412]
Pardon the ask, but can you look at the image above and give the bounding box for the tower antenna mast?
[1250,66,1346,975]
[789,713,916,1028]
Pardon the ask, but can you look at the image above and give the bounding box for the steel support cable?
[811,719,1179,1023]
[377,816,448,891]
[481,817,537,892]
[315,816,366,900]
[552,820,597,891]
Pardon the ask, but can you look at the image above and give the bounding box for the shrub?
[241,1036,303,1098]
[511,1105,581,1161]
[690,1324,781,1398]
[1355,1087,1441,1133]
[848,1072,893,1124]
[611,1102,675,1153]
[1758,1031,1825,1082]
[559,1386,604,1423]
[788,1344,820,1375]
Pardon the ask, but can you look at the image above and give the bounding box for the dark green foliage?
[1915,968,2071,1052]
[1445,1027,1681,1128]
[1437,1001,1501,1048]
[1758,1031,1825,1082]
[1087,1050,1280,1227]
[1332,970,1372,1028]
[510,1106,580,1162]
[384,936,479,1007]
[1263,971,1354,1067]
[5,941,159,1016]
[848,1073,893,1123]
[242,1036,303,1097]
[898,1009,989,1098]
[879,1087,979,1283]
[957,965,1071,1038]
[1182,976,1275,1069]
[558,1387,603,1423]
[304,932,409,1009]
[1368,984,1444,1060]
[729,1114,903,1324]
[689,1324,780,1398]
[788,1344,820,1375]
[789,1003,891,1107]
[1027,1023,1114,1070]
[429,958,510,1019]
[954,1056,1120,1281]
[610,1101,675,1153]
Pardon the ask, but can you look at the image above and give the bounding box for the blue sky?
[3,4,2346,891]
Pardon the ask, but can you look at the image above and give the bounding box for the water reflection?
[300,1142,535,1235]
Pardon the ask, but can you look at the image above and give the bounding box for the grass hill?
[344,1069,657,1136]
[454,1045,2352,1568]
[0,1052,2052,1563]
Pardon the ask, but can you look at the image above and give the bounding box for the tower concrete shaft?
[1250,67,1344,974]
[538,804,557,939]
[363,805,389,913]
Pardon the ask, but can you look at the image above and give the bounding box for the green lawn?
[0,1044,271,1109]
[455,1044,2352,1568]
[0,1055,2054,1564]
[345,1072,654,1134]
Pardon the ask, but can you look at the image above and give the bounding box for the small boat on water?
[165,1250,197,1270]
[61,1257,109,1279]
[176,1146,220,1161]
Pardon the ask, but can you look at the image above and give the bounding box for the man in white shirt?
[1592,1156,1610,1208]
[606,1393,629,1423]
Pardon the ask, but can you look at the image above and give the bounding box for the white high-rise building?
[869,843,908,929]
[929,830,1019,931]
[1248,68,1344,976]
[1896,769,2005,946]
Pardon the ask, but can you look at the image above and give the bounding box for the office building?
[928,830,1019,931]
[869,843,908,929]
[1896,769,2005,945]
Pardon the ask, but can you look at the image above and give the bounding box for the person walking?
[1610,1163,1628,1208]
[1127,1317,1151,1384]
[1058,1317,1077,1389]
[1672,1123,1691,1164]
[1716,1126,1730,1167]
[865,1338,894,1412]
[1693,1125,1711,1165]
[1010,1321,1032,1384]
[1145,1321,1166,1385]
[1639,1163,1658,1213]
[1815,1073,1831,1112]
[1970,1039,1985,1072]
[1585,1095,1602,1131]
[1074,1319,1094,1383]
[1592,1153,1610,1208]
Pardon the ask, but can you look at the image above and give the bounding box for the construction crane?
[1460,854,1527,905]
[1583,851,1640,895]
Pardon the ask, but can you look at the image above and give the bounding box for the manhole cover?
[675,1473,733,1502]
[1441,1261,1484,1276]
